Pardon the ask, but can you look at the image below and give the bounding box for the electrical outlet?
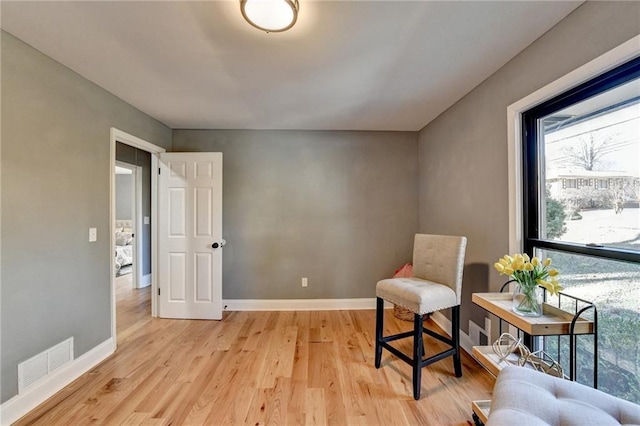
[302,277,308,287]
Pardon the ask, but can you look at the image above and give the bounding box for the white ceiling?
[1,1,582,131]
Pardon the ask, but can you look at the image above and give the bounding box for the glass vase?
[512,282,542,317]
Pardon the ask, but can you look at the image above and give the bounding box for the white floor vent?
[18,337,74,393]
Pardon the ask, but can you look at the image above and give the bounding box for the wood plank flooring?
[15,276,494,425]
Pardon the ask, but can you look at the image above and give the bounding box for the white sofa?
[486,366,640,426]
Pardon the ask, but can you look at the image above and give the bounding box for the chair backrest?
[412,234,467,304]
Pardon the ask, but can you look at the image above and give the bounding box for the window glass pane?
[537,248,640,403]
[539,77,640,250]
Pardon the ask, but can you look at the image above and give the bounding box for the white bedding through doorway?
[115,244,133,272]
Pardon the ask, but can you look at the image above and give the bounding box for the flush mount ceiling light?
[240,0,299,33]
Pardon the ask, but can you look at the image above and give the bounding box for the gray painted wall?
[115,143,152,276]
[0,31,172,403]
[172,130,418,300]
[115,174,133,220]
[417,1,640,333]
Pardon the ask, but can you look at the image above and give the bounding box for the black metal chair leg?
[421,316,426,357]
[452,305,462,377]
[413,313,424,400]
[374,301,462,399]
[375,297,384,368]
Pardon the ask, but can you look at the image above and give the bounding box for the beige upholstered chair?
[375,233,467,400]
[487,366,640,425]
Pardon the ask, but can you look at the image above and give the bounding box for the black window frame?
[522,56,640,264]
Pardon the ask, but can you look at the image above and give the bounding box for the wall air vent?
[18,337,74,393]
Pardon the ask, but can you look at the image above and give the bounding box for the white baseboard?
[139,273,151,288]
[0,338,115,426]
[430,311,474,356]
[223,298,394,311]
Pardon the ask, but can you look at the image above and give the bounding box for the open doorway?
[114,162,140,286]
[114,161,146,288]
[114,160,149,327]
[110,128,166,345]
[113,145,152,316]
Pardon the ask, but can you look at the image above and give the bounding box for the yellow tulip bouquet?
[494,253,563,316]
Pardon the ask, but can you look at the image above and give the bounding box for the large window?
[522,56,640,403]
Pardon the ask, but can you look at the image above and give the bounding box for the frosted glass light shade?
[240,0,299,33]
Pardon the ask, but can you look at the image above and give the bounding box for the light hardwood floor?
[16,275,494,425]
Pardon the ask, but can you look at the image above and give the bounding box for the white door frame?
[134,164,144,288]
[114,161,141,289]
[109,128,166,347]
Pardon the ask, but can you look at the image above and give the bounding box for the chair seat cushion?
[487,366,640,426]
[376,277,457,315]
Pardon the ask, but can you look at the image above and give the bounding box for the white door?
[158,152,223,320]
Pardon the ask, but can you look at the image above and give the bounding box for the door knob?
[212,239,226,249]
